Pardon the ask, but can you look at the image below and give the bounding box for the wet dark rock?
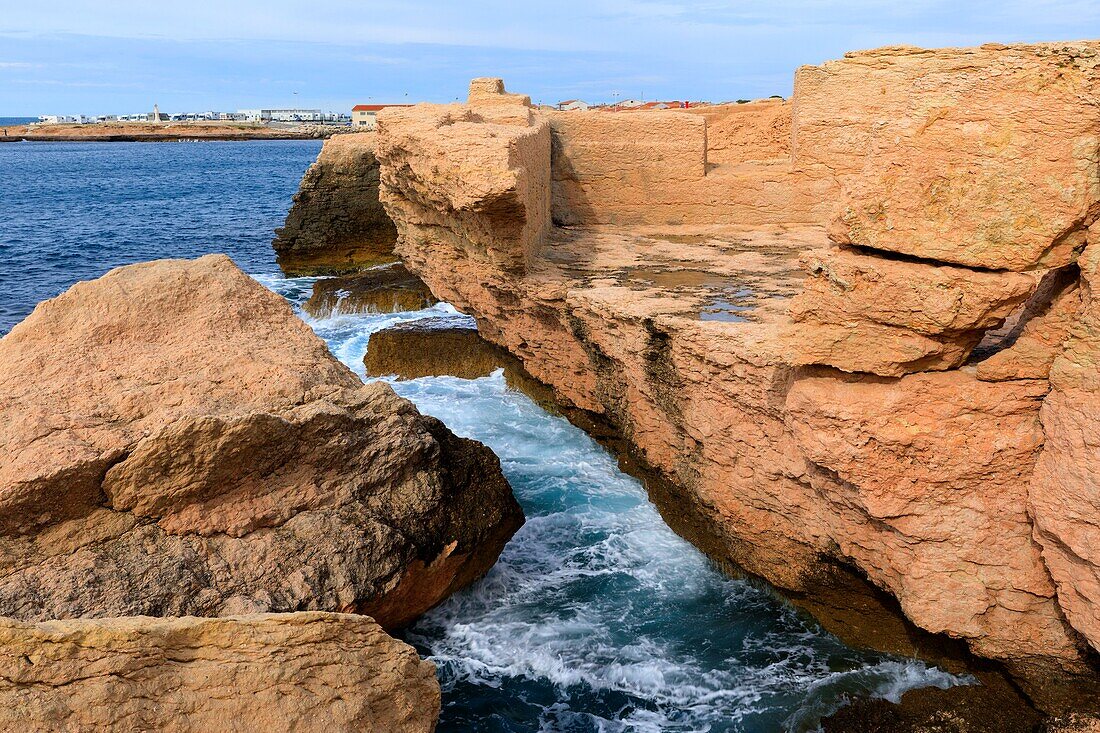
[304,264,438,318]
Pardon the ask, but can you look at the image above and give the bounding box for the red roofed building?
[352,104,413,129]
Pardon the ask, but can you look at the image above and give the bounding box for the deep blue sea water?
[0,139,319,334]
[1,141,969,731]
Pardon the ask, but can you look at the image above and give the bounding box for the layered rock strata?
[0,254,523,628]
[0,612,439,733]
[361,50,1100,710]
[274,131,399,275]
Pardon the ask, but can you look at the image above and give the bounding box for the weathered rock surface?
[376,84,551,274]
[1030,235,1100,656]
[976,266,1082,381]
[786,246,1037,375]
[303,263,438,318]
[366,62,1100,712]
[274,131,398,275]
[795,42,1100,270]
[0,254,523,627]
[0,612,439,733]
[366,318,511,380]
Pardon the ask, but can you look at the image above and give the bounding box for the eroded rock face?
[786,247,1037,375]
[1030,237,1100,655]
[364,57,1100,712]
[794,42,1100,270]
[0,612,440,733]
[274,131,398,275]
[0,254,523,627]
[376,82,550,274]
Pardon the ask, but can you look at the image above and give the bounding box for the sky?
[2,0,1099,116]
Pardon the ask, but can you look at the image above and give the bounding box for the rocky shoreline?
[274,44,1100,726]
[0,122,343,142]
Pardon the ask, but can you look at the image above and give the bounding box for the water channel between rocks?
[257,274,971,733]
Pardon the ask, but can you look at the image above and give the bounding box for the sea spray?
[260,273,975,733]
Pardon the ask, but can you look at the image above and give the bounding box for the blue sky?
[2,1,1098,115]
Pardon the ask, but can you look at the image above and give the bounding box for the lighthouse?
[151,104,168,123]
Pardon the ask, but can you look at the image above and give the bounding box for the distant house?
[557,99,589,111]
[352,104,413,129]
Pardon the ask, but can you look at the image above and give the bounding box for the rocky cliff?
[356,48,1100,712]
[274,132,399,275]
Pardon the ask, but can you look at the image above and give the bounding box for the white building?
[238,108,324,123]
[557,99,590,111]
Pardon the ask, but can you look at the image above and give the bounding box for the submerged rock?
[303,263,438,318]
[0,612,439,733]
[0,254,523,628]
[273,132,398,275]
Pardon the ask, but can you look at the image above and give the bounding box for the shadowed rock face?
[363,56,1100,715]
[274,132,399,275]
[0,612,440,733]
[303,263,438,318]
[0,254,523,628]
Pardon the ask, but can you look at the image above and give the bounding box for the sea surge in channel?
[258,276,971,732]
[4,140,971,732]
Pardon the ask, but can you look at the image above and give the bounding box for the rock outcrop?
[0,254,523,628]
[796,43,1100,271]
[357,51,1100,713]
[0,612,439,733]
[303,263,438,318]
[274,132,398,275]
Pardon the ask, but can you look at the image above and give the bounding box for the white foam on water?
[256,272,977,732]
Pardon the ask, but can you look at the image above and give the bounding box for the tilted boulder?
[785,246,1036,375]
[0,612,439,733]
[273,131,398,275]
[0,254,523,627]
[794,42,1100,270]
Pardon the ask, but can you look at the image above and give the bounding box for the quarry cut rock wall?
[362,43,1100,710]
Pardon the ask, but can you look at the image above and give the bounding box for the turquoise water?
[254,286,971,732]
[3,140,970,731]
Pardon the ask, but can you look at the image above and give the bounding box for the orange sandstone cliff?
[294,42,1100,710]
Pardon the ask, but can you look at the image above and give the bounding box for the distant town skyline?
[3,0,1099,115]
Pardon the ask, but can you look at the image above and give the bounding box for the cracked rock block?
[0,254,523,627]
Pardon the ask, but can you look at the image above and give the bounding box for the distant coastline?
[0,121,344,142]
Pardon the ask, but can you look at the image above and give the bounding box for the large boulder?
[376,80,551,275]
[273,132,398,275]
[794,42,1100,270]
[785,247,1036,375]
[0,612,439,733]
[0,254,523,627]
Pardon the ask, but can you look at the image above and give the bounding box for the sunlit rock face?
[0,254,523,629]
[275,42,1100,712]
[0,613,440,733]
[796,43,1100,271]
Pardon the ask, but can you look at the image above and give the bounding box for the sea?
[0,139,970,732]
